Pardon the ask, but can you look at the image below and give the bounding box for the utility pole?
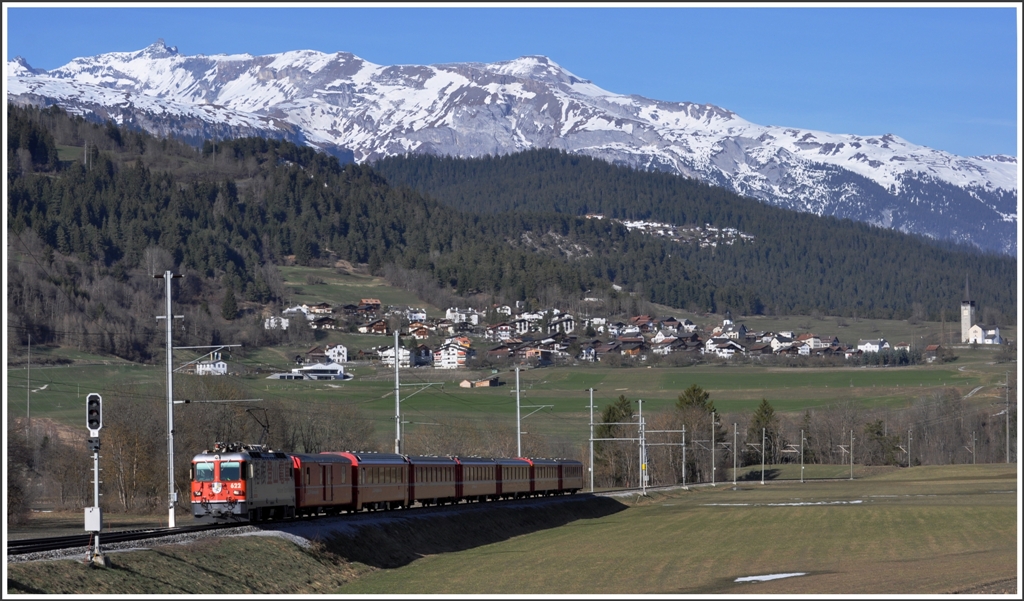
[711,411,716,486]
[733,423,737,486]
[850,429,854,480]
[588,388,595,493]
[800,429,805,484]
[681,423,686,488]
[761,427,766,485]
[908,428,912,468]
[637,399,646,494]
[1006,372,1011,464]
[972,431,976,465]
[516,367,521,457]
[155,271,182,528]
[394,330,401,454]
[26,333,30,436]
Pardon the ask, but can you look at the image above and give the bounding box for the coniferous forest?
[373,150,1017,321]
[6,104,1017,362]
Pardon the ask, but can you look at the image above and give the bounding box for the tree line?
[592,383,1016,489]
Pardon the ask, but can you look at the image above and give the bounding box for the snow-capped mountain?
[7,40,1018,254]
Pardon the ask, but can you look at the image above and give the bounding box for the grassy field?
[337,464,1018,595]
[276,265,444,318]
[6,464,1016,595]
[6,344,1013,448]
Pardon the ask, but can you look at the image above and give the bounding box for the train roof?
[191,450,289,462]
[289,453,353,466]
[405,455,459,466]
[326,451,408,465]
[452,456,499,465]
[518,457,559,466]
[493,457,531,466]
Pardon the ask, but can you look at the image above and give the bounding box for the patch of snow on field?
[735,572,806,583]
[701,500,862,507]
[766,500,863,506]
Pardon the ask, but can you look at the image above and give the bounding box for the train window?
[194,462,214,482]
[305,467,310,485]
[220,462,241,481]
[361,467,366,483]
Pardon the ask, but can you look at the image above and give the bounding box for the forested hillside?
[374,150,1017,322]
[7,105,714,359]
[6,105,1016,361]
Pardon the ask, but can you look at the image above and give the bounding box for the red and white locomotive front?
[191,442,295,522]
[191,445,248,521]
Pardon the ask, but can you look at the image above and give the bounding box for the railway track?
[6,491,593,556]
[7,523,239,556]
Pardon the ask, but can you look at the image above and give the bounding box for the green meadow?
[337,464,1017,595]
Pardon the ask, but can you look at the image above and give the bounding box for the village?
[211,286,1006,381]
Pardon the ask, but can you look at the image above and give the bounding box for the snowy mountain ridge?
[6,40,1018,254]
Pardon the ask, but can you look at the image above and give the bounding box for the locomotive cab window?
[195,462,214,482]
[220,461,242,481]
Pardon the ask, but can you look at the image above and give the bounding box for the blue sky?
[4,4,1020,157]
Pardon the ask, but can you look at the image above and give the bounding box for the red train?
[190,442,585,522]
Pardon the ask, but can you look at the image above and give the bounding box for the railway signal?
[84,392,107,566]
[86,393,102,435]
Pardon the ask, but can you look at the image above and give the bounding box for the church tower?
[960,276,976,343]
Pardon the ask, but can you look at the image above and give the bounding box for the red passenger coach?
[495,458,531,499]
[408,455,459,506]
[291,453,354,516]
[522,457,561,495]
[191,442,294,522]
[454,456,499,502]
[329,452,409,511]
[558,459,585,494]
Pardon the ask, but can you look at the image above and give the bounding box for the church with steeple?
[960,276,1002,345]
[960,276,976,343]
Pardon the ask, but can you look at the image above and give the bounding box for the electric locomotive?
[190,442,295,522]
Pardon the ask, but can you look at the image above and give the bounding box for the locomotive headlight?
[194,490,201,497]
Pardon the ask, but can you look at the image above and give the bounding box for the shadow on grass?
[317,495,628,569]
[736,469,781,482]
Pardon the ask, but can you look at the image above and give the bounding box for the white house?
[380,345,412,369]
[446,308,482,325]
[705,339,745,359]
[857,339,890,353]
[651,330,678,344]
[405,307,427,323]
[511,318,532,335]
[548,314,575,335]
[325,344,348,363]
[487,323,514,342]
[264,316,290,330]
[266,362,346,380]
[434,337,473,369]
[196,359,228,376]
